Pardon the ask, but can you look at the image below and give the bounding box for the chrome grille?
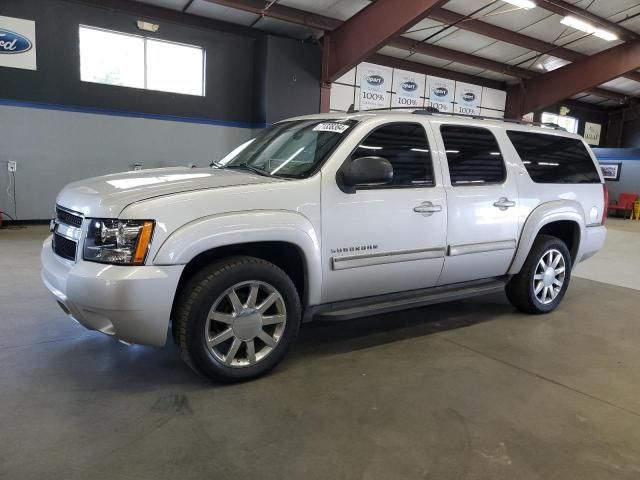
[52,233,77,261]
[55,206,83,228]
[52,206,83,261]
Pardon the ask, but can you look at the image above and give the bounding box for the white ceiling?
[133,0,640,103]
[278,0,369,21]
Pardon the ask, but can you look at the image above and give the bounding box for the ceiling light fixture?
[560,15,618,41]
[501,0,537,10]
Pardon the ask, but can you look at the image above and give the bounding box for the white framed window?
[541,112,579,134]
[79,25,205,96]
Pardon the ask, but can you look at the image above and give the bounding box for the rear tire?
[174,256,301,383]
[506,235,572,314]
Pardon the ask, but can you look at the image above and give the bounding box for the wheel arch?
[154,211,322,308]
[509,201,585,275]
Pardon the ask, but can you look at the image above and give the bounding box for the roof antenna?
[424,106,439,113]
[347,103,356,113]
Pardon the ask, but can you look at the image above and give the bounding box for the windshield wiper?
[225,164,272,177]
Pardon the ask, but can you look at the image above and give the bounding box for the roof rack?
[344,104,566,131]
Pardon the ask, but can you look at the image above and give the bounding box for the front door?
[321,121,448,303]
[434,123,519,285]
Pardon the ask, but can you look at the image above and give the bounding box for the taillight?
[602,184,609,225]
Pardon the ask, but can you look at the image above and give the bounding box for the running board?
[306,277,508,322]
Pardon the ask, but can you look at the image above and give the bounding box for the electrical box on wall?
[7,161,16,172]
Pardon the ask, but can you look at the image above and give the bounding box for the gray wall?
[604,160,640,201]
[0,0,322,220]
[592,149,640,203]
[256,36,322,125]
[0,105,254,220]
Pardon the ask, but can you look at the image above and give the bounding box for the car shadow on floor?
[291,292,515,359]
[42,292,515,390]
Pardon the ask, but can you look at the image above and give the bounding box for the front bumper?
[41,236,184,346]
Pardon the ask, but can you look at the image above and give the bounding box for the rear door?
[434,123,519,285]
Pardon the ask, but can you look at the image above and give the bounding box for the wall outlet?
[7,161,16,173]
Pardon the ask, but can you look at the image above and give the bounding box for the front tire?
[506,235,572,314]
[174,256,301,382]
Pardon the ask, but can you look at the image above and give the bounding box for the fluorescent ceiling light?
[502,0,536,9]
[560,15,618,41]
[594,28,618,41]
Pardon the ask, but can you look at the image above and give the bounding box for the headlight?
[83,219,155,265]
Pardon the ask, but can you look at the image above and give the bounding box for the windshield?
[220,119,358,178]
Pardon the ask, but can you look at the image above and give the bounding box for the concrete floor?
[2,221,640,480]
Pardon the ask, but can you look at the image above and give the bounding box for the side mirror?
[342,156,393,187]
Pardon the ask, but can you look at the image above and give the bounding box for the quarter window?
[506,131,600,184]
[351,123,434,187]
[441,125,505,185]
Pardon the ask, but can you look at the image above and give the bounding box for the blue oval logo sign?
[366,75,384,87]
[433,87,448,97]
[462,92,476,102]
[0,29,32,54]
[401,81,418,92]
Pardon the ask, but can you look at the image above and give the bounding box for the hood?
[56,167,282,218]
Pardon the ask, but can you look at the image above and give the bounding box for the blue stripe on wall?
[0,98,267,130]
[593,148,640,161]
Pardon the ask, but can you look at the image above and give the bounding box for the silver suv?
[42,110,607,382]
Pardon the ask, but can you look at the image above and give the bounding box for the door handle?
[493,197,516,210]
[413,201,443,216]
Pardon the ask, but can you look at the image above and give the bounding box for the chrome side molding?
[448,239,517,257]
[332,247,446,271]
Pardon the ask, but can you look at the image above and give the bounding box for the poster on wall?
[0,15,37,71]
[427,76,455,113]
[599,162,621,181]
[454,82,482,115]
[392,69,425,109]
[359,64,391,111]
[584,122,602,146]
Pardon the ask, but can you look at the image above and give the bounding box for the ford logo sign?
[0,29,32,54]
[433,87,448,97]
[401,81,418,92]
[462,92,476,102]
[366,75,384,86]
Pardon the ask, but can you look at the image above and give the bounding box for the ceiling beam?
[505,39,640,118]
[535,0,639,42]
[323,0,449,82]
[388,38,626,102]
[202,0,340,30]
[389,36,534,79]
[202,0,631,103]
[369,54,505,90]
[429,7,640,84]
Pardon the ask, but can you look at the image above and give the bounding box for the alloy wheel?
[533,248,566,305]
[204,281,287,368]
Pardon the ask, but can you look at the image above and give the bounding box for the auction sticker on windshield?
[313,123,351,134]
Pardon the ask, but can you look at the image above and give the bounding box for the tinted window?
[506,131,600,184]
[351,123,433,187]
[441,125,505,185]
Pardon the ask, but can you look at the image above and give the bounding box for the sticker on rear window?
[313,123,351,134]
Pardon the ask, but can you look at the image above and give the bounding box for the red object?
[602,185,609,225]
[608,191,638,217]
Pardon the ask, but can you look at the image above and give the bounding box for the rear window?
[506,131,600,184]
